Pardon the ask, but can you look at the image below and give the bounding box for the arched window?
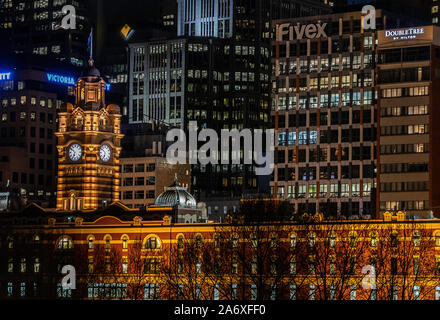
[290,234,297,248]
[20,258,26,272]
[177,235,184,249]
[349,233,357,248]
[290,256,297,274]
[231,258,238,274]
[270,234,278,248]
[390,233,398,248]
[122,236,128,249]
[146,236,160,250]
[105,236,111,250]
[196,258,202,274]
[34,258,40,273]
[7,236,13,249]
[88,236,94,249]
[232,234,239,248]
[329,233,336,248]
[413,232,421,247]
[308,233,316,247]
[435,233,440,247]
[251,233,258,248]
[370,232,378,247]
[195,235,203,249]
[33,235,40,244]
[57,236,73,250]
[214,234,220,248]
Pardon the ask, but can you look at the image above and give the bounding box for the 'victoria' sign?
[276,22,328,42]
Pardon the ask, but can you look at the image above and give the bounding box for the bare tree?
[297,216,374,300]
[372,220,437,300]
[161,233,216,300]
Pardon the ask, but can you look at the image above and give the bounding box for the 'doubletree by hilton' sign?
[385,27,425,41]
[276,22,328,42]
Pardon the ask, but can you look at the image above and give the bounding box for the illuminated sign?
[47,73,111,91]
[385,27,425,41]
[47,73,75,85]
[121,24,135,40]
[276,23,327,42]
[0,72,12,81]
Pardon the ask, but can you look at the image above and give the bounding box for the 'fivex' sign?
[276,22,328,42]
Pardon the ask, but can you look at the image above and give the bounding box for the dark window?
[309,113,317,126]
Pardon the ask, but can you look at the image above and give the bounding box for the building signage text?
[47,73,76,85]
[385,27,425,41]
[276,22,328,42]
[0,72,12,81]
[47,73,111,91]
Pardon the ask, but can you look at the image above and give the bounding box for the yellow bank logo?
[121,24,134,40]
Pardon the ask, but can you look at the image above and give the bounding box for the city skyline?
[1,0,440,307]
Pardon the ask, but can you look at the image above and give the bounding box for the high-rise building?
[119,156,190,209]
[432,0,440,25]
[177,0,330,38]
[128,39,186,127]
[129,0,331,221]
[376,25,440,218]
[93,0,178,119]
[0,0,93,68]
[271,11,387,219]
[0,65,79,209]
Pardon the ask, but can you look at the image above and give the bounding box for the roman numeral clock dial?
[99,144,111,162]
[68,144,83,162]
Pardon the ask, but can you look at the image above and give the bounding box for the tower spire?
[88,28,94,66]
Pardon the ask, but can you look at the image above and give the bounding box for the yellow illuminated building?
[55,62,124,211]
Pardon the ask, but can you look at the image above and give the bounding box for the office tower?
[0,0,93,68]
[93,0,178,118]
[128,39,186,127]
[0,66,77,209]
[271,11,387,219]
[433,0,440,25]
[177,0,330,38]
[119,156,191,209]
[129,0,332,220]
[377,25,440,218]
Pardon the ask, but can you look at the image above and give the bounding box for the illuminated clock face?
[68,144,82,162]
[99,144,111,162]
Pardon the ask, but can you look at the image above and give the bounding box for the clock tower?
[55,61,124,211]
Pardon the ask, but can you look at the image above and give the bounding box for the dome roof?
[80,60,102,81]
[155,176,197,208]
[82,65,101,78]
